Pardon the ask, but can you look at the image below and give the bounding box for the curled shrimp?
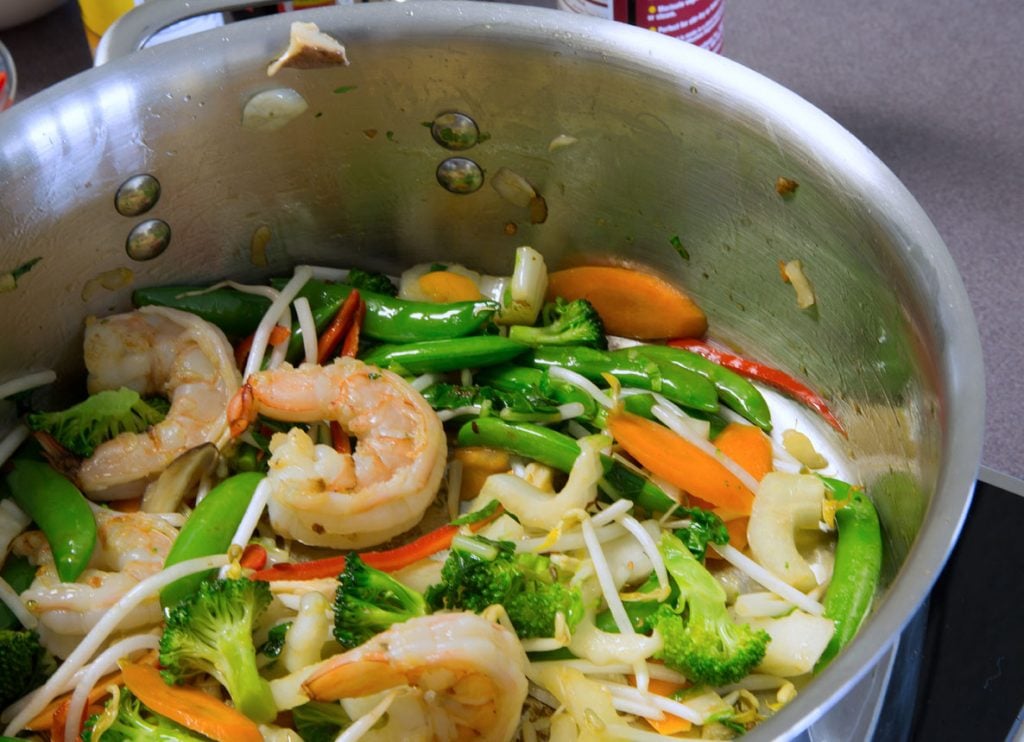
[12,506,178,658]
[303,612,528,742]
[77,306,241,499]
[227,357,446,549]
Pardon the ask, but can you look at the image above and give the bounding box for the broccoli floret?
[0,629,53,709]
[159,578,276,724]
[651,532,769,687]
[333,554,428,650]
[673,506,731,562]
[82,689,207,742]
[292,701,352,742]
[28,388,169,457]
[508,297,607,349]
[425,535,584,639]
[343,268,398,296]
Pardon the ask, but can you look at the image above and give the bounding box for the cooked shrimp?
[12,505,178,657]
[228,357,446,548]
[78,306,241,499]
[303,612,528,742]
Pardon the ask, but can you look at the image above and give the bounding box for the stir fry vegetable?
[0,255,873,741]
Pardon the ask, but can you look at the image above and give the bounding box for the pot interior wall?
[0,4,981,737]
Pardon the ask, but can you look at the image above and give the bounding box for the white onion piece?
[0,370,56,400]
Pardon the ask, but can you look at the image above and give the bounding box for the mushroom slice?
[140,443,219,513]
[268,22,349,77]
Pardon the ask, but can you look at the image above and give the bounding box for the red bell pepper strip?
[330,420,351,454]
[668,338,846,435]
[340,296,366,358]
[250,506,503,581]
[317,289,362,364]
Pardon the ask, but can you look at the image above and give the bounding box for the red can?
[557,0,723,53]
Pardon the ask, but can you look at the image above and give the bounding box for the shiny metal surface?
[0,3,984,738]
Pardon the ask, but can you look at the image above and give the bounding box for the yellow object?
[417,270,483,303]
[78,0,137,54]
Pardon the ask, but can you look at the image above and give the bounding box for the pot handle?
[94,0,280,65]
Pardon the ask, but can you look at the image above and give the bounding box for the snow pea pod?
[5,459,96,583]
[456,417,676,513]
[286,280,499,344]
[620,345,773,432]
[135,281,499,347]
[527,346,719,414]
[132,286,271,337]
[160,472,263,609]
[815,476,882,670]
[362,336,530,375]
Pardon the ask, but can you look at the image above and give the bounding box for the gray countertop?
[2,0,1022,483]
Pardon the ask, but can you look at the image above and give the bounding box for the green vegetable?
[135,280,499,348]
[361,336,529,375]
[288,279,499,346]
[333,553,428,650]
[815,477,882,670]
[0,629,54,709]
[652,532,769,686]
[425,535,584,639]
[456,417,675,513]
[342,268,397,296]
[421,381,561,422]
[527,345,720,414]
[5,458,96,583]
[621,345,773,431]
[258,621,291,661]
[673,511,731,562]
[27,388,168,458]
[475,365,601,421]
[82,689,207,742]
[159,577,276,723]
[508,297,607,349]
[0,555,36,630]
[160,472,264,609]
[291,701,352,742]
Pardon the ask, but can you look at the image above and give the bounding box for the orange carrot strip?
[121,662,262,742]
[608,410,755,515]
[27,671,124,732]
[339,296,366,358]
[546,266,707,340]
[630,677,693,735]
[317,289,361,364]
[714,422,774,482]
[235,325,291,369]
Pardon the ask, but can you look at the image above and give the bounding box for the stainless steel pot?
[0,2,984,737]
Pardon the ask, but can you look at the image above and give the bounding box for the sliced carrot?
[417,271,483,303]
[721,516,750,553]
[235,324,291,369]
[27,670,124,732]
[546,265,707,340]
[121,662,262,742]
[630,676,693,735]
[714,423,773,482]
[608,410,755,515]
